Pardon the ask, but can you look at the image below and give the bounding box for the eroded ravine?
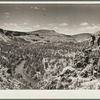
[15,60,38,88]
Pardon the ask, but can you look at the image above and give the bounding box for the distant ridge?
[31,29,60,36]
[0,27,99,43]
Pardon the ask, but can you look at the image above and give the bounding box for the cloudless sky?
[0,4,100,35]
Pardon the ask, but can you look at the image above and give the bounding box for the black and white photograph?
[0,2,100,91]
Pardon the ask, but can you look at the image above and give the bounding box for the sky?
[0,4,100,35]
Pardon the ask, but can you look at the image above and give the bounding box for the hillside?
[94,31,100,36]
[0,28,93,43]
[0,28,74,43]
[0,29,10,42]
[0,28,100,90]
[73,33,92,42]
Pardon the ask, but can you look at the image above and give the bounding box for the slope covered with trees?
[0,28,100,89]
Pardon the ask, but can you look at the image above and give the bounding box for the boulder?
[60,66,75,76]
